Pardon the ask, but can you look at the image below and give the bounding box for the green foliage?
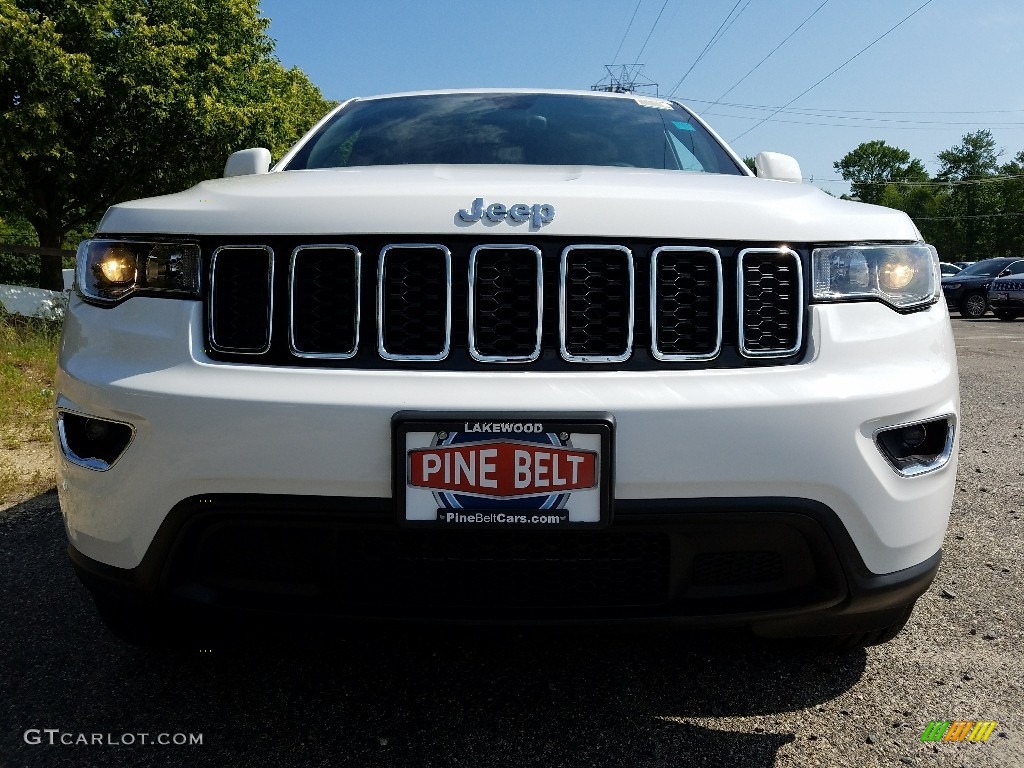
[833,132,1024,261]
[0,215,38,284]
[833,140,929,206]
[0,0,333,288]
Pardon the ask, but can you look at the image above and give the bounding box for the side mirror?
[223,148,272,178]
[754,152,802,183]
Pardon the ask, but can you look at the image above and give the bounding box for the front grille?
[189,525,672,610]
[162,500,845,620]
[335,531,671,608]
[691,551,786,586]
[206,237,808,369]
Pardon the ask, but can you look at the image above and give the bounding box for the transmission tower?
[591,65,659,95]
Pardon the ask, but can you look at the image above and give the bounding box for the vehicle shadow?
[1,491,864,768]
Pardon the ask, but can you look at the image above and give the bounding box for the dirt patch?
[0,439,56,511]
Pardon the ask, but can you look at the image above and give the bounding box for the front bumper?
[988,295,1024,312]
[56,296,958,594]
[68,494,942,634]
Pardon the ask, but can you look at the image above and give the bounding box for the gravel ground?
[0,317,1021,768]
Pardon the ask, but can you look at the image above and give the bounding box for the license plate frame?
[394,412,614,529]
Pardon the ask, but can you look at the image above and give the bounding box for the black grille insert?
[469,245,542,361]
[209,246,273,353]
[738,248,803,357]
[289,245,360,357]
[336,531,671,608]
[651,246,722,359]
[378,245,451,359]
[561,245,634,361]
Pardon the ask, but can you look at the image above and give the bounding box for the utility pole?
[591,65,659,95]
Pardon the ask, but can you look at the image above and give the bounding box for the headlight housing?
[811,244,940,310]
[76,239,201,305]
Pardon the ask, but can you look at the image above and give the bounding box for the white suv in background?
[56,90,958,647]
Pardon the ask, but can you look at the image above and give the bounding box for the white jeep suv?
[56,90,958,646]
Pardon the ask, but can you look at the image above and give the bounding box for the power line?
[667,0,747,96]
[716,0,755,45]
[611,0,644,64]
[705,0,833,108]
[730,0,938,143]
[700,110,1024,128]
[634,0,672,65]
[823,174,1024,187]
[915,212,1024,220]
[684,97,1024,117]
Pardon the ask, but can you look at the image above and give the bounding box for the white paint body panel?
[57,295,958,573]
[99,164,919,243]
[58,90,957,608]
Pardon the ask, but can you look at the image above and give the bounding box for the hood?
[98,165,920,243]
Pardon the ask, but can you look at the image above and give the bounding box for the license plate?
[394,413,613,528]
[991,292,1008,301]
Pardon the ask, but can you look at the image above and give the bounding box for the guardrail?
[0,242,76,318]
[0,243,76,258]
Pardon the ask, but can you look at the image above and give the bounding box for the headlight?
[811,244,940,310]
[944,282,961,290]
[76,239,201,305]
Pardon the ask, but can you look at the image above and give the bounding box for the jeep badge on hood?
[457,197,555,228]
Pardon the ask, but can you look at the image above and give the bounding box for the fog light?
[875,417,955,477]
[57,411,135,471]
[900,423,928,450]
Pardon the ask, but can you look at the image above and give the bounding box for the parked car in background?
[953,261,972,270]
[942,257,1024,317]
[988,267,1024,320]
[939,262,962,276]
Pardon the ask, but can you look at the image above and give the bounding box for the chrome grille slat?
[208,245,274,354]
[737,247,803,358]
[559,245,634,363]
[650,246,723,361]
[468,244,543,363]
[289,245,360,359]
[377,244,452,361]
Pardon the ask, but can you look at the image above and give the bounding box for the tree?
[994,150,1024,257]
[0,0,333,288]
[936,130,1002,260]
[833,140,929,206]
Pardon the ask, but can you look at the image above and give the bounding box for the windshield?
[957,259,1014,277]
[284,92,744,175]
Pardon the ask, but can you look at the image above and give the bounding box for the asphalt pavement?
[1,316,1021,768]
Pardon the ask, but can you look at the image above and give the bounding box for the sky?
[259,0,1024,196]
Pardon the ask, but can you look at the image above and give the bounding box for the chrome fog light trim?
[874,416,956,477]
[56,411,136,472]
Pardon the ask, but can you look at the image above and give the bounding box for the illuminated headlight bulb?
[879,257,915,291]
[96,245,137,285]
